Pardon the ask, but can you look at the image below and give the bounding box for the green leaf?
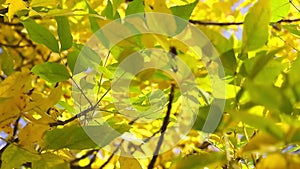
[1,144,41,169]
[242,0,271,52]
[288,54,300,86]
[98,66,114,79]
[31,62,70,83]
[199,27,236,75]
[0,47,14,75]
[55,16,73,51]
[240,49,285,85]
[170,0,198,34]
[33,153,70,169]
[85,0,110,48]
[1,144,69,169]
[102,0,119,20]
[67,49,79,74]
[289,128,300,143]
[246,83,293,113]
[193,99,224,133]
[30,0,57,8]
[271,0,290,22]
[282,25,300,37]
[43,124,129,150]
[170,0,198,21]
[125,0,144,16]
[170,153,225,169]
[231,111,285,140]
[73,44,102,74]
[21,18,59,53]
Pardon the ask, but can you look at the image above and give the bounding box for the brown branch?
[0,42,30,48]
[70,149,96,164]
[189,18,300,26]
[189,20,243,26]
[49,88,111,127]
[290,0,300,12]
[99,139,125,169]
[0,8,8,14]
[147,83,176,169]
[0,22,23,26]
[277,18,300,23]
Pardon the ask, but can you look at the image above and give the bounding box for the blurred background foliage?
[0,0,300,168]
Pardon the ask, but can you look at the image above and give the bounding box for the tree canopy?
[0,0,300,168]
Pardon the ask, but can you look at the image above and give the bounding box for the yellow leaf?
[256,153,287,169]
[242,132,282,152]
[25,84,62,112]
[119,150,142,169]
[5,0,28,21]
[30,0,57,8]
[18,122,50,151]
[0,70,32,129]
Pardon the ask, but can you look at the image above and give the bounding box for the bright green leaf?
[21,19,59,53]
[246,83,293,114]
[242,0,271,52]
[283,25,300,37]
[288,54,300,86]
[55,16,73,51]
[98,66,114,79]
[31,62,70,83]
[271,0,290,22]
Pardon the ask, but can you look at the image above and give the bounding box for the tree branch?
[49,88,111,127]
[99,139,125,169]
[290,0,300,12]
[0,42,30,48]
[189,18,300,26]
[147,83,175,169]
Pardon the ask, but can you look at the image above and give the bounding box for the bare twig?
[71,149,96,164]
[99,139,125,169]
[148,84,175,169]
[189,20,243,26]
[189,18,300,26]
[49,88,111,127]
[0,42,30,48]
[289,0,300,12]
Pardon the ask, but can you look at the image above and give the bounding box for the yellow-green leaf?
[242,0,271,52]
[5,0,28,21]
[271,0,290,22]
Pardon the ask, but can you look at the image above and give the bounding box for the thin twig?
[189,18,300,26]
[99,139,125,169]
[97,51,111,100]
[71,78,93,107]
[189,20,243,26]
[0,42,30,48]
[49,88,111,127]
[147,84,175,169]
[289,0,300,12]
[71,149,96,164]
